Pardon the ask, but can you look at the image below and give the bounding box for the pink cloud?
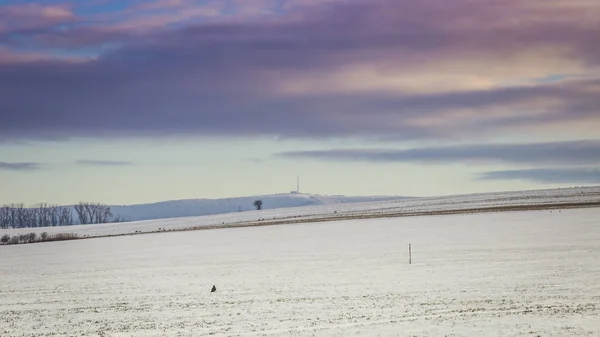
[136,0,191,11]
[0,47,49,64]
[110,4,224,32]
[0,46,92,64]
[0,3,75,33]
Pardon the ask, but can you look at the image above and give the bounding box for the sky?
[1,0,599,206]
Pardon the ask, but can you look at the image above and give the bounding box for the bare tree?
[42,203,51,227]
[14,204,27,228]
[36,203,45,227]
[74,203,89,224]
[74,202,114,224]
[8,205,18,228]
[31,206,40,227]
[0,204,32,228]
[0,202,111,228]
[24,207,36,228]
[59,207,74,226]
[253,200,263,210]
[23,204,65,228]
[83,202,96,224]
[49,205,60,227]
[97,205,113,223]
[0,206,9,229]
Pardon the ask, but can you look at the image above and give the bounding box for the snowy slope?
[108,193,409,221]
[107,185,600,222]
[3,186,599,239]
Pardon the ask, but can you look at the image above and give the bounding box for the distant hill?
[109,193,410,221]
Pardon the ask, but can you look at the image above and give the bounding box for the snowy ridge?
[2,186,599,239]
[109,193,409,221]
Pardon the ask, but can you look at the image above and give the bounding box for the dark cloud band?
[274,140,600,166]
[0,162,42,171]
[479,168,600,184]
[75,160,134,166]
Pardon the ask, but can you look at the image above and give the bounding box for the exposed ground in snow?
[2,186,599,239]
[1,208,599,336]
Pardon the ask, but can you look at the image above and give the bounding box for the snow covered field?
[1,208,599,336]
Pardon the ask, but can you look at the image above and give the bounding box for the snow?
[1,208,599,336]
[1,186,599,238]
[24,185,592,224]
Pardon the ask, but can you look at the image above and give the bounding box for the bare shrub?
[0,232,78,245]
[112,215,126,223]
[47,233,79,242]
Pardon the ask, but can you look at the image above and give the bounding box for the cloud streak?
[479,168,600,184]
[0,162,43,171]
[274,140,600,166]
[75,160,134,166]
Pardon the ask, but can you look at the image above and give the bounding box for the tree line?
[0,202,123,229]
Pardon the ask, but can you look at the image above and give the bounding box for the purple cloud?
[274,140,600,166]
[1,0,600,142]
[0,162,43,171]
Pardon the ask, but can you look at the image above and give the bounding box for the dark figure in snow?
[211,285,217,293]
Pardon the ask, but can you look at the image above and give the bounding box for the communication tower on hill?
[291,174,300,194]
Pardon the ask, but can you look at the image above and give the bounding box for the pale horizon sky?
[1,0,600,206]
[1,136,596,206]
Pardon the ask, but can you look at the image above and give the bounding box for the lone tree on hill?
[253,200,263,210]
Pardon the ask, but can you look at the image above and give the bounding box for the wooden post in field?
[409,243,412,264]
